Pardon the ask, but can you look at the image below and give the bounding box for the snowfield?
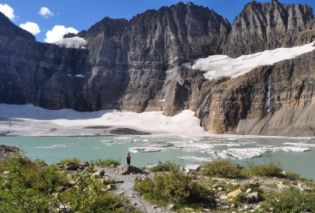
[0,104,206,136]
[55,36,87,49]
[190,42,315,80]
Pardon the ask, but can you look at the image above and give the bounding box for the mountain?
[0,0,315,136]
[224,0,313,56]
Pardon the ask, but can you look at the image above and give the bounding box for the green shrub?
[0,157,139,212]
[59,158,80,165]
[285,171,301,180]
[150,161,179,172]
[202,160,243,179]
[261,187,315,212]
[134,169,216,208]
[91,159,120,168]
[241,163,283,178]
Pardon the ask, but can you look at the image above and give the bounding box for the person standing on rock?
[126,152,131,166]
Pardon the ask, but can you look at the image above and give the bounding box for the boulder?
[78,161,89,169]
[227,188,242,198]
[92,169,105,177]
[65,163,79,171]
[116,165,146,175]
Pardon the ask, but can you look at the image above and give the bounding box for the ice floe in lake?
[128,146,164,153]
[272,146,310,152]
[34,144,69,149]
[283,142,315,148]
[178,156,211,162]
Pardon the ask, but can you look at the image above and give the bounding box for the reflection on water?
[0,136,314,179]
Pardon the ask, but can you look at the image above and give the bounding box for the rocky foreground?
[0,145,314,212]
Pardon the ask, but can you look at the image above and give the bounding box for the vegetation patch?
[261,187,315,212]
[202,160,244,179]
[91,159,120,168]
[0,156,138,212]
[241,163,284,178]
[134,168,216,210]
[149,161,179,172]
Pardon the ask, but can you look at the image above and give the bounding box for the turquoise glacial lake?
[0,136,314,180]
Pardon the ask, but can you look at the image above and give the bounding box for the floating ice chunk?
[190,42,315,80]
[55,36,87,49]
[179,156,211,162]
[272,146,310,152]
[283,142,315,148]
[128,146,164,153]
[35,144,69,149]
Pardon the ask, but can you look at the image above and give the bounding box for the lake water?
[0,135,314,180]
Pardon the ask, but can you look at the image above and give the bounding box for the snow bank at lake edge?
[0,104,207,136]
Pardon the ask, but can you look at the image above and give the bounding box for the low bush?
[202,160,243,179]
[0,156,139,212]
[241,163,283,178]
[134,168,216,209]
[91,159,120,168]
[59,158,80,165]
[149,161,179,172]
[261,187,315,212]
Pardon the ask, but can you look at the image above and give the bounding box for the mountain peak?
[224,0,314,57]
[0,12,34,41]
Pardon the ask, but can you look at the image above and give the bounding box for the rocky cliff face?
[224,0,314,56]
[0,1,315,136]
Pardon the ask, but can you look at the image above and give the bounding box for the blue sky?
[0,0,314,42]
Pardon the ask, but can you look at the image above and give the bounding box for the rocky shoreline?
[0,146,314,212]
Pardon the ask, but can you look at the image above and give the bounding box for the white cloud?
[19,22,41,35]
[0,3,15,20]
[39,7,53,18]
[44,25,78,43]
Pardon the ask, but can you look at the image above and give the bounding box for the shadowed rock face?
[0,1,315,136]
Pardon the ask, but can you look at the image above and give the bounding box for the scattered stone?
[102,175,114,183]
[246,192,260,202]
[227,188,242,198]
[78,161,89,169]
[166,204,175,210]
[93,169,106,177]
[65,163,79,171]
[0,145,20,160]
[67,180,76,186]
[245,188,252,194]
[220,194,228,200]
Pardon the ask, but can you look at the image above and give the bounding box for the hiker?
[126,152,131,165]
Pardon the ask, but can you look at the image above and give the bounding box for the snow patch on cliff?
[190,42,315,80]
[55,37,87,49]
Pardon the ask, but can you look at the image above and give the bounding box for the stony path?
[103,167,173,213]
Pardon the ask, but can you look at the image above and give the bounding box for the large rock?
[0,145,20,160]
[116,165,146,175]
